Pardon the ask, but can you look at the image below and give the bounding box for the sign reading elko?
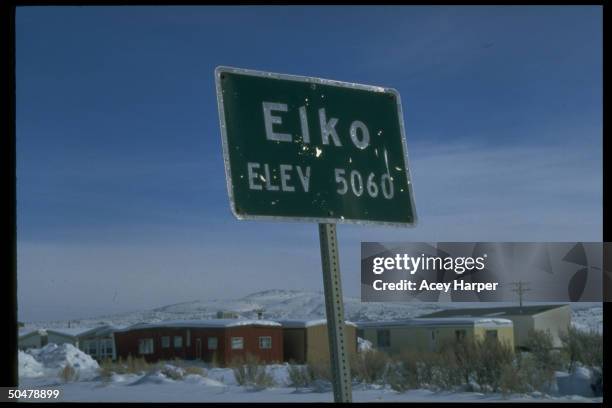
[215,66,417,226]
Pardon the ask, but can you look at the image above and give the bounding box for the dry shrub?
[98,355,150,376]
[411,351,442,388]
[388,338,515,393]
[306,358,332,382]
[230,353,276,389]
[441,338,477,387]
[59,363,79,382]
[500,353,555,395]
[472,338,515,392]
[560,327,603,397]
[559,327,603,373]
[351,349,389,384]
[98,357,115,380]
[387,351,436,392]
[387,353,417,392]
[211,350,221,368]
[287,363,314,389]
[126,355,150,374]
[523,329,561,372]
[498,362,526,395]
[519,353,555,393]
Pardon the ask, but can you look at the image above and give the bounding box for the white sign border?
[214,65,418,228]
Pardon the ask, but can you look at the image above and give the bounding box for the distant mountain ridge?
[22,289,602,333]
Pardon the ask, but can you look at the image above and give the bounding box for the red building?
[113,319,283,366]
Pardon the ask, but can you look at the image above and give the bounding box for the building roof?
[116,319,282,332]
[278,319,357,328]
[19,327,92,339]
[75,324,127,337]
[19,325,127,339]
[18,328,45,338]
[47,327,95,337]
[356,317,513,329]
[417,304,569,319]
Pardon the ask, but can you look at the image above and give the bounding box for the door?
[195,338,202,360]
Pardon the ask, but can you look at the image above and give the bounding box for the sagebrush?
[230,354,276,389]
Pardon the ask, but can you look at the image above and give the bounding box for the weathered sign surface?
[215,66,417,226]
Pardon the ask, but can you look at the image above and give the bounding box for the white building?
[76,325,124,361]
[18,327,88,350]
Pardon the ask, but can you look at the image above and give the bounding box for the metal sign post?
[318,223,352,402]
[215,66,418,403]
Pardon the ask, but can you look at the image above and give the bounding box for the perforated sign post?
[215,66,417,402]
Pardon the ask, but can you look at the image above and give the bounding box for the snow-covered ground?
[570,304,603,333]
[16,378,602,403]
[18,344,602,403]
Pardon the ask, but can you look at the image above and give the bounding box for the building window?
[104,339,114,355]
[377,330,390,348]
[138,338,154,355]
[161,336,170,348]
[208,337,218,350]
[186,330,191,347]
[231,337,244,350]
[455,330,466,341]
[259,336,272,349]
[486,330,498,340]
[85,340,97,356]
[174,336,183,348]
[103,339,113,356]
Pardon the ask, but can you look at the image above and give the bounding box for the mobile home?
[279,319,357,364]
[357,317,514,355]
[18,327,91,351]
[114,319,283,366]
[419,304,571,348]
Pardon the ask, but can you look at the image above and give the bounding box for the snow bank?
[18,351,45,378]
[120,363,231,387]
[26,343,100,381]
[266,364,290,386]
[556,367,595,398]
[182,374,225,387]
[128,371,173,386]
[207,367,237,386]
[159,364,186,379]
[108,373,142,384]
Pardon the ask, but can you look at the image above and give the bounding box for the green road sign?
[215,66,417,226]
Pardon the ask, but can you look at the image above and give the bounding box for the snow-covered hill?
[21,289,603,333]
[23,289,442,330]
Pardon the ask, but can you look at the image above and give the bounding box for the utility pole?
[511,281,531,311]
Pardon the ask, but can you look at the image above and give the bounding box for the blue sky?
[16,6,602,322]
